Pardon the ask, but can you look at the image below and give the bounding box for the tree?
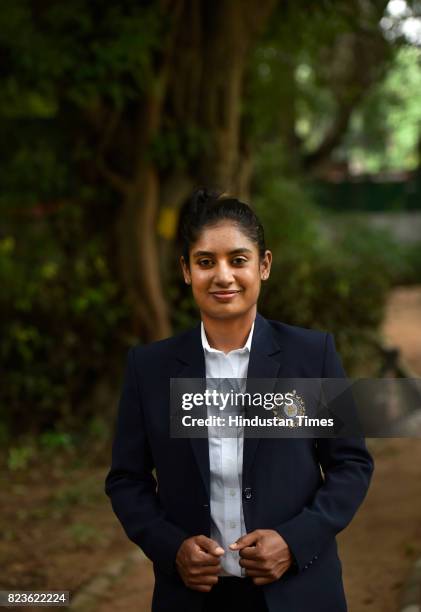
[0,0,412,343]
[244,0,394,178]
[0,0,277,341]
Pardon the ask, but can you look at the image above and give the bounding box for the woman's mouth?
[209,290,242,302]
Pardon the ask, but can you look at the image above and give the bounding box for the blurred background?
[1,1,421,610]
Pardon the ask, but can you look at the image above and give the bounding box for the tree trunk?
[101,0,278,341]
[197,0,277,192]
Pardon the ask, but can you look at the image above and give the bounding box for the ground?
[382,285,421,374]
[2,286,421,611]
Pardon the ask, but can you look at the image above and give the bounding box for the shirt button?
[229,521,236,529]
[230,489,236,496]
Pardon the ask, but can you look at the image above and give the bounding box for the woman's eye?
[197,257,247,267]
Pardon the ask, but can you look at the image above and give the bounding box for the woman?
[105,189,374,612]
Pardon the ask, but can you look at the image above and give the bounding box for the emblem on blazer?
[273,389,306,427]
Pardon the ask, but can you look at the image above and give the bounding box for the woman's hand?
[230,529,292,585]
[176,535,224,592]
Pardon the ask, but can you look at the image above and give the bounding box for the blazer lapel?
[243,313,284,484]
[174,324,210,499]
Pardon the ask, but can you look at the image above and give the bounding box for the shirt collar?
[201,320,255,354]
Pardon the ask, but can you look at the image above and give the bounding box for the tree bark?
[97,0,277,341]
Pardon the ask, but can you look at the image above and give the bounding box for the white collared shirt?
[200,320,254,577]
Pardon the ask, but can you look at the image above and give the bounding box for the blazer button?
[243,487,252,500]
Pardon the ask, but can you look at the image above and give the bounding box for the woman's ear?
[260,250,272,281]
[180,256,191,285]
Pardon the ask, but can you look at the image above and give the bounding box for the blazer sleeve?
[104,346,188,576]
[274,333,374,573]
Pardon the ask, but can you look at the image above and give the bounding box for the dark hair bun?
[178,187,266,264]
[187,187,222,214]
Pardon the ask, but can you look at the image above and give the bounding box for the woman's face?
[180,221,272,321]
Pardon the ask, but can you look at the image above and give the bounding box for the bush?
[253,180,398,374]
[0,203,129,441]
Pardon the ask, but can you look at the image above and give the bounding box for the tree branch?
[96,157,131,195]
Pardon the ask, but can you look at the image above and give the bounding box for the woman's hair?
[178,188,266,264]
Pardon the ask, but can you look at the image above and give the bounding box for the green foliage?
[310,176,421,212]
[252,179,399,374]
[39,431,74,452]
[1,0,420,442]
[245,2,352,146]
[0,1,164,110]
[0,1,157,442]
[7,444,36,471]
[329,217,421,285]
[246,1,421,176]
[403,242,421,282]
[0,204,129,440]
[149,123,210,171]
[169,280,198,336]
[343,45,421,172]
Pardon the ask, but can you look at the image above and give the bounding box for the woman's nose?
[213,262,235,285]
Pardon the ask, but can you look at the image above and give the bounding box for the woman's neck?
[202,307,256,353]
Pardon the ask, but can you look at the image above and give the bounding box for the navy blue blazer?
[105,313,374,612]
